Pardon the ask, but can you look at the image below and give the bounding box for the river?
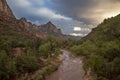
[46,50,85,80]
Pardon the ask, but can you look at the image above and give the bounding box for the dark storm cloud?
[50,0,120,24]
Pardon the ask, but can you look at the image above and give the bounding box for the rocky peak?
[0,0,15,18]
[46,21,56,28]
[47,21,52,24]
[20,18,27,22]
[40,21,62,34]
[20,17,27,22]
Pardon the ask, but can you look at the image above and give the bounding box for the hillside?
[70,14,120,80]
[0,0,68,80]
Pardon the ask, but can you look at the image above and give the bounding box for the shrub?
[0,50,16,80]
[54,48,62,56]
[39,42,51,58]
[15,54,39,72]
[83,55,105,75]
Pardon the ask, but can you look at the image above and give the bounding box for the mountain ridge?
[0,0,81,40]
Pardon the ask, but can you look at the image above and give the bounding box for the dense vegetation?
[70,14,120,80]
[0,21,64,80]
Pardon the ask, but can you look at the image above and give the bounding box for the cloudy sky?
[6,0,120,36]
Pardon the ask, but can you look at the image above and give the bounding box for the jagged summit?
[20,18,27,22]
[47,21,52,24]
[40,21,62,35]
[46,21,56,28]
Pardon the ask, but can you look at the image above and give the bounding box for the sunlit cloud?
[74,27,81,31]
[70,33,88,37]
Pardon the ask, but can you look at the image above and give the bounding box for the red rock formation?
[0,0,15,18]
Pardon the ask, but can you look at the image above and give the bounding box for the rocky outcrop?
[10,48,26,57]
[18,18,31,30]
[0,0,15,18]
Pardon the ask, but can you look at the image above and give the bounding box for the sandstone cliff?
[0,0,15,18]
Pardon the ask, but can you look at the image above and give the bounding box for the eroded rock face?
[18,18,32,30]
[17,17,46,38]
[0,0,15,18]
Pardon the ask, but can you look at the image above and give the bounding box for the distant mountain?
[0,0,81,40]
[40,21,62,34]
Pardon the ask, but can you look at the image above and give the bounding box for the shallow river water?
[46,50,85,80]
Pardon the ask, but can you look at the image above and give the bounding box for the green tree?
[39,42,51,58]
[15,54,39,72]
[0,50,16,80]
